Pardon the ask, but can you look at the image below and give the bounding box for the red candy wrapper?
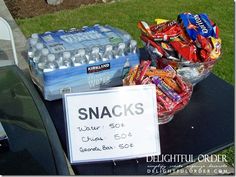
[138,20,183,41]
[169,39,198,62]
[141,76,152,85]
[134,60,151,84]
[175,75,187,91]
[141,35,165,57]
[150,21,183,41]
[196,35,212,53]
[156,88,174,111]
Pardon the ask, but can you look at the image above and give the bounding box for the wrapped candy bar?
[138,13,222,85]
[138,20,183,41]
[123,61,193,124]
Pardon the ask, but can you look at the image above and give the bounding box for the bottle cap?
[48,62,58,70]
[91,47,99,53]
[48,54,56,62]
[118,43,126,49]
[41,48,49,56]
[31,33,39,39]
[36,43,44,50]
[38,62,45,70]
[105,45,113,51]
[130,40,137,47]
[123,34,131,40]
[63,59,72,67]
[29,38,37,46]
[63,52,71,59]
[78,49,86,56]
[88,60,95,64]
[70,28,76,31]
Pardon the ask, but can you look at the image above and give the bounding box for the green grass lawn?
[16,0,234,166]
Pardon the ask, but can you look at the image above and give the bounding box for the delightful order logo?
[146,154,229,175]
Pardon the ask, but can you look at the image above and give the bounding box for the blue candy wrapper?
[178,13,219,41]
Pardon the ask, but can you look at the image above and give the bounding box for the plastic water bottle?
[44,54,59,72]
[61,52,73,68]
[102,45,113,61]
[33,43,44,64]
[28,38,38,62]
[82,26,88,31]
[57,29,65,33]
[73,49,88,66]
[122,58,131,78]
[69,28,77,32]
[115,43,126,58]
[88,47,101,64]
[31,33,39,42]
[37,48,49,70]
[54,54,62,67]
[44,31,52,34]
[123,34,132,43]
[130,40,138,53]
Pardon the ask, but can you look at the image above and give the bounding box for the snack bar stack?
[123,61,193,124]
[138,13,222,85]
[27,24,140,101]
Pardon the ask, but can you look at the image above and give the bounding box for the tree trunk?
[47,0,63,5]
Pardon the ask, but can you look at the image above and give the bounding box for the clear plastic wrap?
[27,25,140,100]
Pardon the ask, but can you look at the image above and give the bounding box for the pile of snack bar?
[27,24,139,100]
[123,60,192,124]
[138,13,221,84]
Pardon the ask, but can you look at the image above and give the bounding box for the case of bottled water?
[27,25,140,100]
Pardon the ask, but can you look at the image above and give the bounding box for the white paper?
[64,84,161,163]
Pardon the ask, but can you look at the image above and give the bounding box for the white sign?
[63,85,161,163]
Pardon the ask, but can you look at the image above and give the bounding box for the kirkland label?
[87,63,111,74]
